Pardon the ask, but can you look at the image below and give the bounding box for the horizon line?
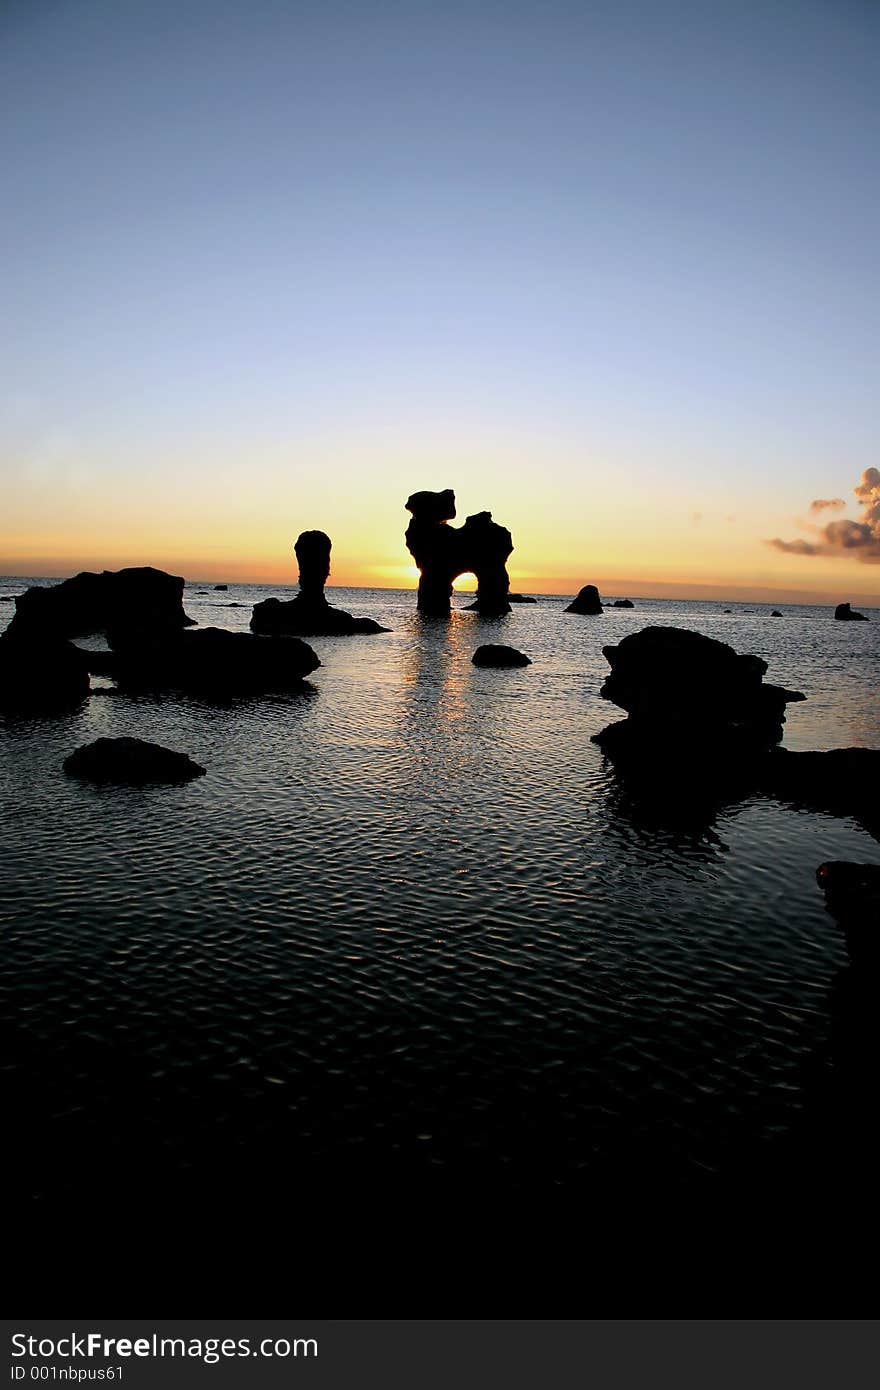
[1,570,877,609]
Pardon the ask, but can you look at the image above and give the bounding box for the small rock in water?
[612,598,635,608]
[63,737,206,784]
[214,584,228,591]
[770,610,782,617]
[472,644,531,667]
[565,584,603,615]
[835,602,868,621]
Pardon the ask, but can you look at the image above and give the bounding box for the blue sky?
[2,0,878,595]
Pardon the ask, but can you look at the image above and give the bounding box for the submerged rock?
[835,602,868,621]
[7,567,194,641]
[251,530,389,635]
[404,489,514,616]
[0,634,90,710]
[565,585,603,615]
[64,737,206,784]
[472,644,531,667]
[109,627,321,695]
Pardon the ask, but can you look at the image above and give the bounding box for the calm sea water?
[2,579,879,1307]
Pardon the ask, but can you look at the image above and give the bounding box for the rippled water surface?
[2,581,879,1306]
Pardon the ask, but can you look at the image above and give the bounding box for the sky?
[2,0,878,599]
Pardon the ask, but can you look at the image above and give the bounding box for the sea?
[2,579,879,1309]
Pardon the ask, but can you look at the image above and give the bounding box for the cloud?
[809,497,845,514]
[768,537,820,556]
[767,469,880,563]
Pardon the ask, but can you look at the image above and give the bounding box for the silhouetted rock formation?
[771,610,782,617]
[7,567,194,642]
[214,585,228,591]
[404,490,513,616]
[63,737,206,784]
[251,531,389,636]
[565,585,603,615]
[590,628,880,846]
[835,602,868,621]
[612,599,634,609]
[472,644,531,667]
[599,627,803,730]
[816,861,880,964]
[0,633,90,710]
[108,627,320,696]
[591,627,806,795]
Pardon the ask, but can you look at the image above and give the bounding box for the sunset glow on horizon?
[3,0,878,605]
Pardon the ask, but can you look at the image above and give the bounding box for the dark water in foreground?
[2,582,879,1310]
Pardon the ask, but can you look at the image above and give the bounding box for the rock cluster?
[251,531,389,635]
[404,490,513,616]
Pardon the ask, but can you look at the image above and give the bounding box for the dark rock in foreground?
[109,627,320,695]
[599,626,804,733]
[761,748,880,831]
[251,530,389,635]
[591,627,807,809]
[472,644,531,667]
[592,632,880,842]
[817,861,880,925]
[405,489,514,616]
[835,602,868,621]
[64,737,206,784]
[565,585,603,615]
[7,567,194,641]
[0,634,90,710]
[816,860,880,963]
